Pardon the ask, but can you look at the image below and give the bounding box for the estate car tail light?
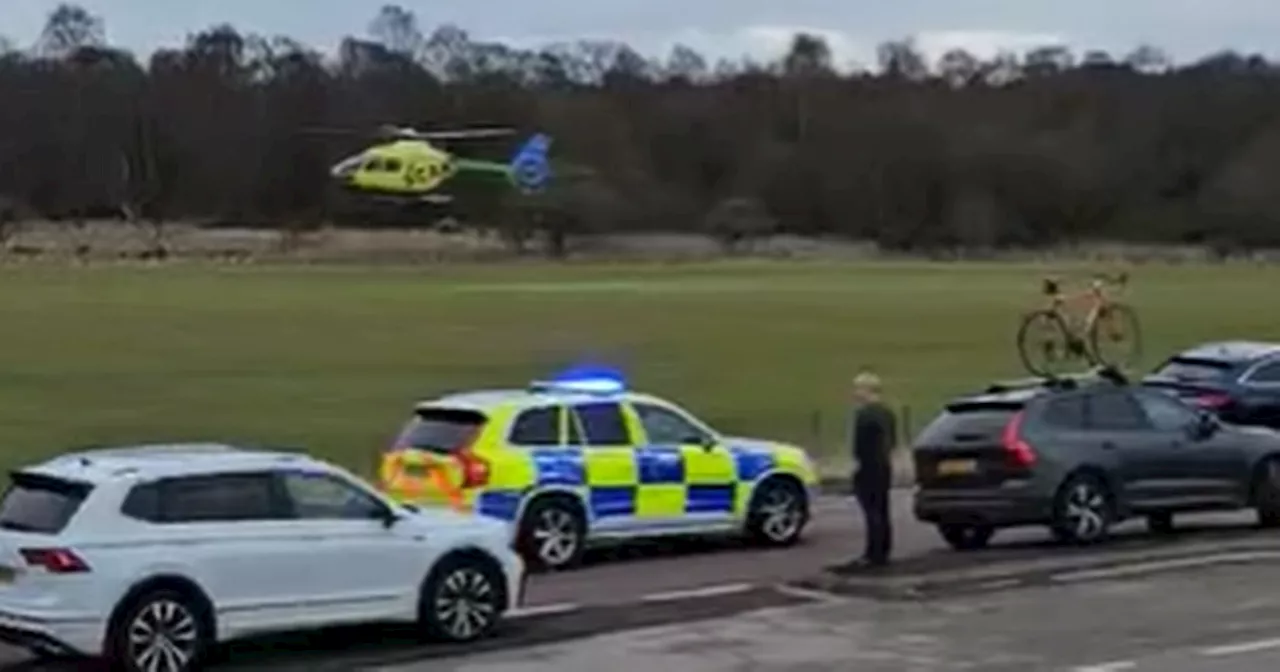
[20,548,90,574]
[1000,411,1037,468]
[1195,393,1231,410]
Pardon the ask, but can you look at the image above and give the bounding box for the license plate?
[937,459,977,476]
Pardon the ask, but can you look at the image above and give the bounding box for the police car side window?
[572,402,631,447]
[634,402,706,444]
[509,406,561,446]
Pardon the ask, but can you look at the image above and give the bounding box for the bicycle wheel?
[1088,303,1142,370]
[1017,310,1075,377]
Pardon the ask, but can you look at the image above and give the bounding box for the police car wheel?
[746,479,808,546]
[517,497,585,571]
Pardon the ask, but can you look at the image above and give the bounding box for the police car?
[379,368,820,570]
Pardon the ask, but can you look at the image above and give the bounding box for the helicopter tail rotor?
[509,133,553,193]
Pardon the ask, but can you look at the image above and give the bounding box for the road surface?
[2,492,1275,670]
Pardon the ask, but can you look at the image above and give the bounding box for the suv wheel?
[1254,459,1280,528]
[419,555,506,643]
[516,497,586,571]
[937,523,995,551]
[1051,474,1113,544]
[108,590,208,672]
[746,479,809,546]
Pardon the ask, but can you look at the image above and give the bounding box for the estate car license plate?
[937,459,977,476]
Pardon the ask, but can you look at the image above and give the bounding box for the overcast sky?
[5,0,1280,66]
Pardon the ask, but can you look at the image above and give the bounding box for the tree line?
[3,3,1280,256]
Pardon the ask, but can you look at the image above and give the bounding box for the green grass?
[0,260,1275,477]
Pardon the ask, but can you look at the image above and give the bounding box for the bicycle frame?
[1043,274,1127,339]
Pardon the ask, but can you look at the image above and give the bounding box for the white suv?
[0,443,525,672]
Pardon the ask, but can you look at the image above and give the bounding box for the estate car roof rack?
[984,365,1129,394]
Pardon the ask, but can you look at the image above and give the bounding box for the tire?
[937,523,995,551]
[1147,512,1175,535]
[106,589,209,672]
[1051,473,1114,544]
[1253,459,1280,528]
[1088,303,1142,370]
[516,497,586,571]
[418,554,506,643]
[1017,310,1075,377]
[746,478,809,546]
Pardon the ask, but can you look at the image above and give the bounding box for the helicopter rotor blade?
[410,128,517,141]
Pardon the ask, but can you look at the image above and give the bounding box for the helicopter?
[307,124,553,204]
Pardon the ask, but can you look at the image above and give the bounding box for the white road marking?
[1050,550,1280,583]
[1071,661,1136,672]
[640,583,755,603]
[507,602,581,619]
[975,578,1022,591]
[773,583,851,604]
[1199,637,1280,657]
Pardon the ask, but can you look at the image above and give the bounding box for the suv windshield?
[394,407,487,454]
[916,404,1021,445]
[1154,357,1235,382]
[0,472,92,534]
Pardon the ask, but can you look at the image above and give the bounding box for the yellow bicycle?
[1016,272,1142,377]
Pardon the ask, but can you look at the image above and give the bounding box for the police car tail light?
[20,547,90,574]
[1000,411,1036,468]
[457,449,490,488]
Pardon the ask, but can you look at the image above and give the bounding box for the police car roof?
[417,388,665,412]
[24,442,317,484]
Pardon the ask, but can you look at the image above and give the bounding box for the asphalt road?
[403,551,1280,672]
[3,492,1277,670]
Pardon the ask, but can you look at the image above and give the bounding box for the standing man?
[832,370,898,573]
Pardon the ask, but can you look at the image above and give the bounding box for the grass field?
[0,260,1275,477]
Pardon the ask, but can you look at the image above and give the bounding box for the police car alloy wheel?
[532,507,581,567]
[749,481,807,545]
[116,593,204,672]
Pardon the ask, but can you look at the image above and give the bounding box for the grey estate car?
[913,371,1280,550]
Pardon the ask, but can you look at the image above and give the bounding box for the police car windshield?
[396,408,486,454]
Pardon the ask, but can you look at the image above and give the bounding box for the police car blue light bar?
[529,365,627,395]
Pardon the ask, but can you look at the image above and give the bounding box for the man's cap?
[853,371,882,392]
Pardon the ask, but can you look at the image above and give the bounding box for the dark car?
[1142,340,1280,430]
[912,372,1280,550]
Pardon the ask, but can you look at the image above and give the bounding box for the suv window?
[1246,360,1280,384]
[157,473,279,523]
[396,408,486,454]
[279,471,385,520]
[915,406,1019,446]
[1133,391,1199,432]
[1086,390,1150,431]
[634,402,708,444]
[1041,395,1087,430]
[508,406,561,446]
[0,473,92,534]
[570,402,631,446]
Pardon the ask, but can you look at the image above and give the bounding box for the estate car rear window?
[395,408,486,454]
[1154,357,1234,382]
[915,403,1021,445]
[0,472,93,534]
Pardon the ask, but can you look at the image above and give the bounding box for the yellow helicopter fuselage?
[330,140,458,197]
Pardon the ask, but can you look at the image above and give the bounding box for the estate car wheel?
[516,497,586,571]
[746,478,809,547]
[937,523,995,551]
[108,590,208,672]
[1051,474,1113,544]
[1253,459,1280,528]
[418,554,506,643]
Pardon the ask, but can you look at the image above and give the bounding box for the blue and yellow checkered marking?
[474,442,779,522]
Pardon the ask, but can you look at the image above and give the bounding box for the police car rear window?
[397,408,486,454]
[0,472,93,534]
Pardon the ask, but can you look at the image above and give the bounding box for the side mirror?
[685,434,716,450]
[377,504,402,529]
[1191,412,1220,440]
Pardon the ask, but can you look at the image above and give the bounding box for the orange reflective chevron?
[381,448,466,511]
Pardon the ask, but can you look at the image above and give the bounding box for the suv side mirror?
[377,503,402,529]
[1190,411,1220,440]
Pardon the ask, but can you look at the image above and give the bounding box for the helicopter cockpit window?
[382,158,403,173]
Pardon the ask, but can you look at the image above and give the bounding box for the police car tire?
[746,478,808,547]
[516,496,586,572]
